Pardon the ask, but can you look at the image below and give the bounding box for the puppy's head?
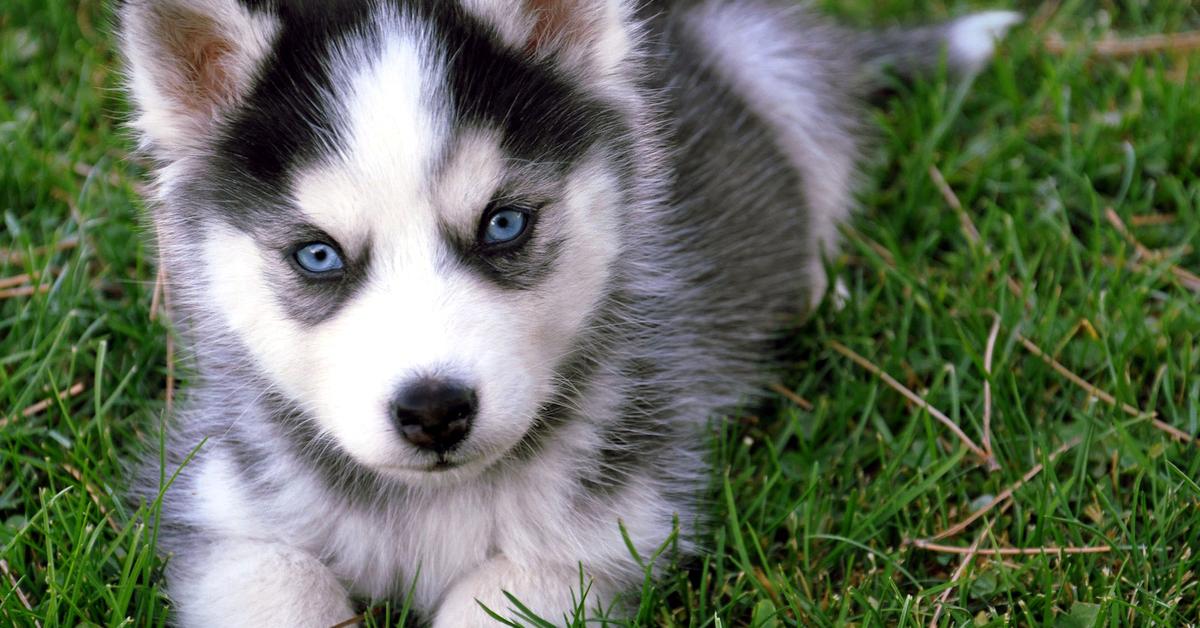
[120,0,643,483]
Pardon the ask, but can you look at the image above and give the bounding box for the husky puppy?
[118,0,1017,624]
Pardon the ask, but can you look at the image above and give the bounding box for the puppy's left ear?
[117,0,279,161]
[464,0,636,79]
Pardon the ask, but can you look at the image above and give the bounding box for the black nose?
[390,379,477,453]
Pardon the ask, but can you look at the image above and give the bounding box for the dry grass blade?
[840,224,896,267]
[1045,30,1200,57]
[1106,207,1200,294]
[72,160,132,191]
[62,464,121,532]
[928,165,982,246]
[1006,276,1026,302]
[149,266,165,322]
[1129,213,1176,227]
[1105,208,1156,259]
[0,274,35,290]
[0,284,50,300]
[1103,255,1200,295]
[911,539,1112,556]
[929,521,993,628]
[329,606,384,628]
[829,340,992,465]
[0,270,58,293]
[982,315,1002,472]
[1016,334,1200,447]
[927,437,1082,542]
[1016,334,1143,415]
[0,559,41,628]
[769,382,813,411]
[1027,0,1061,34]
[1,237,79,265]
[166,333,176,413]
[329,616,358,628]
[1148,419,1200,445]
[162,272,176,412]
[927,165,1027,308]
[1167,265,1200,294]
[2,382,87,427]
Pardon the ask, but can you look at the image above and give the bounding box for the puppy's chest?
[198,452,494,606]
[315,489,496,606]
[202,441,592,607]
[302,464,586,607]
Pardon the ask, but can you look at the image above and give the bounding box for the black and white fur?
[117,1,1018,625]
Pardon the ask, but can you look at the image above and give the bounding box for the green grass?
[3,1,1199,626]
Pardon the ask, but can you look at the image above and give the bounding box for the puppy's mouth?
[372,435,518,482]
[378,460,458,473]
[429,456,460,472]
[378,452,477,476]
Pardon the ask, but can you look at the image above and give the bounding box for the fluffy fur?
[117,0,1017,625]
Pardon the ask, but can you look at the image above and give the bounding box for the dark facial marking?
[187,0,633,310]
[257,388,405,507]
[441,197,564,290]
[257,222,374,326]
[201,0,627,220]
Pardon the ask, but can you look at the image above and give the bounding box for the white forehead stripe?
[293,9,449,247]
[333,16,446,187]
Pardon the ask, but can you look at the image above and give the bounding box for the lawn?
[2,0,1198,626]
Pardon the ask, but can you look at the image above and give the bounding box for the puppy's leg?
[433,556,612,627]
[171,539,355,628]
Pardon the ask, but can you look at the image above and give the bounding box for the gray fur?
[118,0,1016,625]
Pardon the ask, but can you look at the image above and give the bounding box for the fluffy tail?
[859,11,1022,81]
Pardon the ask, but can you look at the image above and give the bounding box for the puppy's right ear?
[118,0,279,161]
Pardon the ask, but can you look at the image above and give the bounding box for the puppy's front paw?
[172,540,355,628]
[433,556,608,628]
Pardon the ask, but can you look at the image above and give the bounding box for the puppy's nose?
[390,379,476,453]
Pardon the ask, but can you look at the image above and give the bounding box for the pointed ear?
[464,0,634,78]
[118,0,279,160]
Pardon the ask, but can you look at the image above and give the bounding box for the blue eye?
[482,208,530,245]
[294,242,344,275]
